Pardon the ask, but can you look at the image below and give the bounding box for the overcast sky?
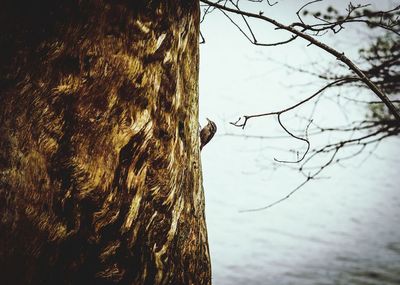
[198,1,400,284]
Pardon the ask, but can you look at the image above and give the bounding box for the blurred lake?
[203,136,400,285]
[198,1,400,283]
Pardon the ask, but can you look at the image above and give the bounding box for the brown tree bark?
[0,1,211,284]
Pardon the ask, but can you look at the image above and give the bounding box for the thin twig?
[230,77,359,128]
[240,147,339,213]
[200,0,400,121]
[200,30,206,44]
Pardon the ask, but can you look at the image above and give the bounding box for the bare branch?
[240,147,339,212]
[296,0,323,25]
[266,0,278,6]
[219,1,298,46]
[230,77,359,128]
[239,178,310,212]
[273,114,311,164]
[200,0,400,121]
[247,0,278,6]
[200,30,206,44]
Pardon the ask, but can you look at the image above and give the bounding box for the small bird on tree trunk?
[200,118,217,151]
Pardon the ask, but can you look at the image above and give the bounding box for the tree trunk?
[0,1,211,284]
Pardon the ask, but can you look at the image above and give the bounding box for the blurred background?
[198,0,400,284]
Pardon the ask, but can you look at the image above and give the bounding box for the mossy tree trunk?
[0,1,211,284]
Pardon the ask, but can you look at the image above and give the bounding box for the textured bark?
[0,1,210,284]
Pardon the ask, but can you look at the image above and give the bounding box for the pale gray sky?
[198,1,400,284]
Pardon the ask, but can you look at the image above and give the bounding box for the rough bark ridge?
[0,1,210,284]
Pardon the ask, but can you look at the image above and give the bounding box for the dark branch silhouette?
[200,0,400,120]
[200,0,400,211]
[230,78,359,128]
